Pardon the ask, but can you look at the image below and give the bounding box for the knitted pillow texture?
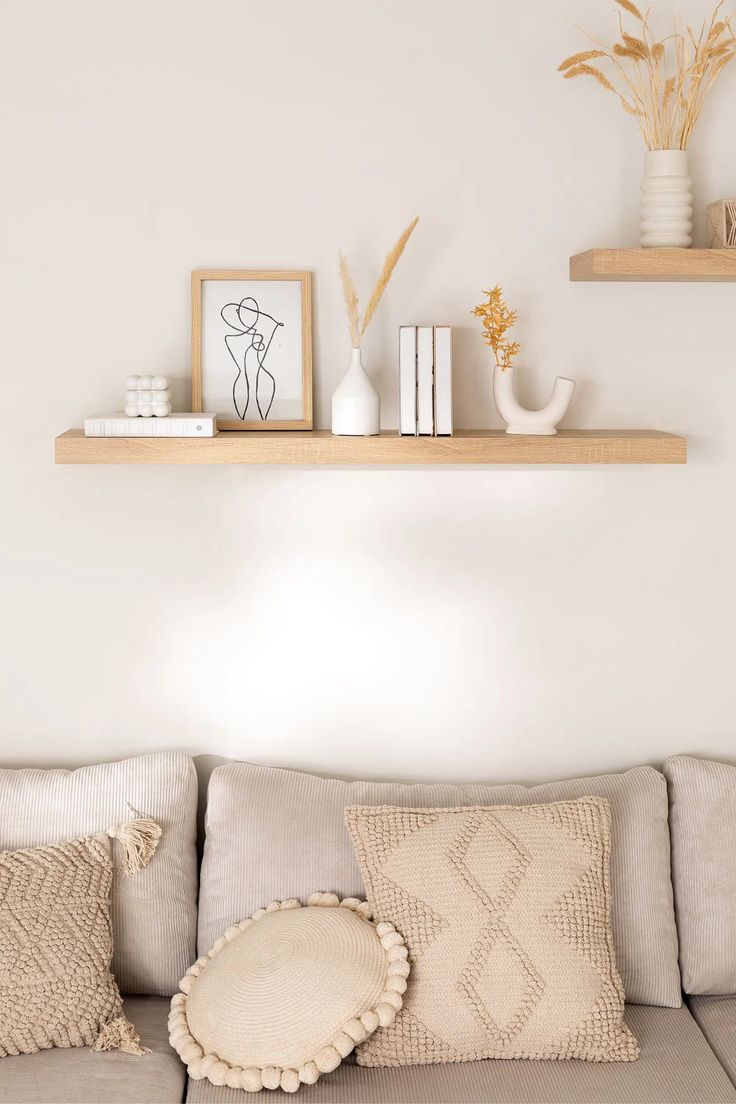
[345,798,639,1066]
[169,893,410,1094]
[0,817,160,1058]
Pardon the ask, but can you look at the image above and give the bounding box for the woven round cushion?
[168,893,410,1094]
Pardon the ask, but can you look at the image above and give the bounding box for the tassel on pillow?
[93,1015,151,1056]
[106,814,162,876]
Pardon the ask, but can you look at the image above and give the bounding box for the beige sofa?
[0,753,734,1104]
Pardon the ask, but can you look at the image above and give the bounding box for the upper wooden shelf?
[55,429,686,466]
[570,248,736,282]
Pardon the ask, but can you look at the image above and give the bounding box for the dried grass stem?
[337,218,419,348]
[560,2,735,149]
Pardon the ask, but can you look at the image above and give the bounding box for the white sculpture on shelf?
[125,375,171,418]
[493,365,575,436]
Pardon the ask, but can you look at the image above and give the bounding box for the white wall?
[1,0,734,782]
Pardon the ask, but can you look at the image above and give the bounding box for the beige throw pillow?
[346,798,639,1066]
[170,893,410,1094]
[0,818,160,1058]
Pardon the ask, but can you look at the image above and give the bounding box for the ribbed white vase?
[640,149,693,248]
[331,347,380,436]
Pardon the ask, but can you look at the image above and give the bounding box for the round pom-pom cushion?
[168,893,410,1094]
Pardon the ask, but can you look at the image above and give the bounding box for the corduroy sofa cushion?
[688,996,736,1089]
[0,998,184,1104]
[664,755,736,995]
[0,753,198,996]
[184,1005,736,1104]
[197,761,680,1007]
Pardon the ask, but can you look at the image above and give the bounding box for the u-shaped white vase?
[493,364,575,436]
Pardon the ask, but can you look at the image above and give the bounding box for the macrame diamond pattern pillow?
[345,797,639,1066]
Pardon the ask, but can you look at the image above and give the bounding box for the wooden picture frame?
[192,270,312,431]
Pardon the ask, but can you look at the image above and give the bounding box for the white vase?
[331,347,380,436]
[493,364,575,436]
[640,149,693,248]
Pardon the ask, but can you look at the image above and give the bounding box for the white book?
[84,413,218,437]
[433,326,453,436]
[399,326,417,436]
[416,326,434,436]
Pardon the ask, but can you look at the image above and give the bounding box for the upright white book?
[399,326,417,436]
[84,413,218,437]
[416,326,434,436]
[433,326,453,436]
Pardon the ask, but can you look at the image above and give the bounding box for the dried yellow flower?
[471,286,520,370]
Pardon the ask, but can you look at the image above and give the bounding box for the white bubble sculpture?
[125,375,172,418]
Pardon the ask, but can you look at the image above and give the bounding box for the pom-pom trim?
[168,893,409,1094]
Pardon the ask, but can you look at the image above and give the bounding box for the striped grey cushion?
[689,996,736,1088]
[185,1005,736,1104]
[664,755,736,994]
[0,998,185,1104]
[198,762,680,1007]
[0,752,198,996]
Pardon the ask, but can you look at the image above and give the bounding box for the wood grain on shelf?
[570,248,736,282]
[55,429,687,466]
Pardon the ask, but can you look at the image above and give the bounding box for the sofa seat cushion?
[198,762,680,1007]
[0,998,185,1103]
[185,1006,736,1103]
[0,752,198,996]
[689,997,736,1088]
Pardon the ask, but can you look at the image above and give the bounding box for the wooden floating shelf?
[570,248,736,282]
[55,429,686,466]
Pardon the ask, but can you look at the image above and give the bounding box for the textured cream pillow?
[0,818,161,1058]
[169,893,410,1094]
[346,798,639,1066]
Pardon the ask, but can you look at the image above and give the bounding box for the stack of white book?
[399,326,452,436]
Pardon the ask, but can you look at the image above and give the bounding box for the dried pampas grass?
[560,1,736,149]
[616,0,645,20]
[564,63,616,90]
[338,217,419,348]
[338,252,360,348]
[559,49,608,70]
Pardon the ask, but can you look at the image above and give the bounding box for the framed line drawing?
[192,270,312,430]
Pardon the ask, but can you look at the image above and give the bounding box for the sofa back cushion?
[664,755,736,994]
[198,761,680,1007]
[0,751,198,996]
